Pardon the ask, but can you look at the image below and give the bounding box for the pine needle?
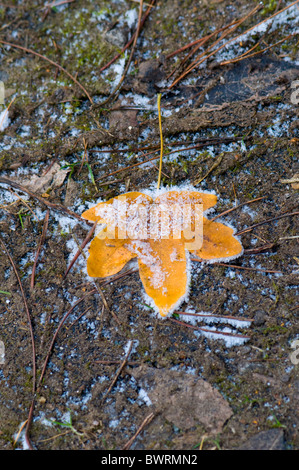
[156,93,163,190]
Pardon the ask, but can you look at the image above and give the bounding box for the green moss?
[261,0,278,16]
[262,325,288,335]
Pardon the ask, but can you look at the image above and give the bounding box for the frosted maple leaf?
[81,188,243,317]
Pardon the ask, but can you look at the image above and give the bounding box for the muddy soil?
[0,0,298,450]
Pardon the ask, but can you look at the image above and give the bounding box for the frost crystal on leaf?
[82,188,243,317]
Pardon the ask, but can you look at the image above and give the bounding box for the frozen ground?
[0,0,298,450]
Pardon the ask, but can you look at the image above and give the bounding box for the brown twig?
[7,188,38,220]
[30,210,50,289]
[192,259,282,274]
[169,4,261,89]
[169,1,299,89]
[166,35,210,60]
[91,135,242,156]
[93,280,121,325]
[122,412,156,450]
[99,0,156,73]
[166,36,211,81]
[193,155,223,186]
[235,211,299,236]
[177,311,254,322]
[244,242,276,255]
[0,239,36,450]
[98,0,144,107]
[169,317,250,339]
[63,220,97,279]
[95,152,160,181]
[220,33,295,65]
[209,196,266,222]
[0,177,90,224]
[13,420,28,447]
[92,135,245,172]
[37,289,97,390]
[95,136,245,182]
[99,267,138,286]
[0,40,93,104]
[102,341,133,401]
[166,19,240,80]
[67,306,92,329]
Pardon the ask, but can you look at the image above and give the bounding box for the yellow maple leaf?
[81,189,243,317]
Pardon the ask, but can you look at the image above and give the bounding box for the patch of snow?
[138,387,152,406]
[13,422,31,450]
[0,108,10,131]
[124,8,138,29]
[109,52,128,88]
[179,310,251,347]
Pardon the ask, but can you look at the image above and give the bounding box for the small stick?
[193,155,222,186]
[99,267,138,286]
[38,289,97,389]
[102,341,133,401]
[67,306,92,329]
[0,40,93,104]
[192,259,282,274]
[99,0,155,73]
[290,305,299,311]
[0,239,36,450]
[209,196,266,222]
[244,242,276,255]
[63,220,97,279]
[94,136,245,182]
[96,153,160,181]
[96,178,124,188]
[30,210,49,289]
[0,177,90,223]
[220,33,294,65]
[169,4,261,89]
[166,19,240,80]
[91,136,242,156]
[8,188,39,220]
[177,311,254,322]
[122,412,156,450]
[156,93,163,190]
[170,1,299,89]
[0,95,16,130]
[169,317,250,339]
[235,211,299,236]
[93,280,121,325]
[98,0,144,106]
[13,420,28,447]
[78,137,88,175]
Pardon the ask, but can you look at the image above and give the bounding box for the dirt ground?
[0,0,298,450]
